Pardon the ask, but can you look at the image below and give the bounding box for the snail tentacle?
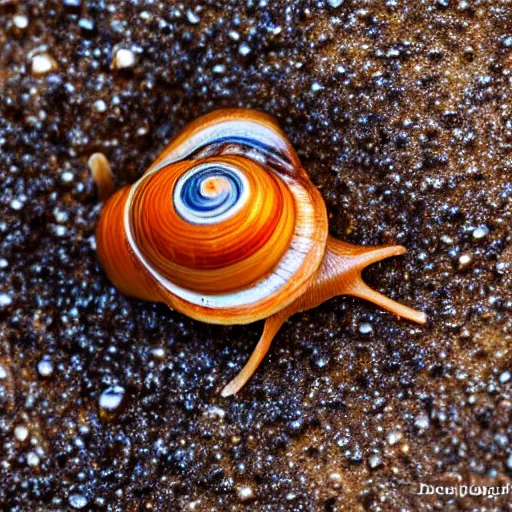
[285,237,427,325]
[323,238,427,324]
[220,312,288,397]
[88,153,116,202]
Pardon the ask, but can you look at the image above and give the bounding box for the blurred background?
[0,1,511,510]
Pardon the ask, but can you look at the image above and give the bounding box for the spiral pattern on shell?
[96,109,328,324]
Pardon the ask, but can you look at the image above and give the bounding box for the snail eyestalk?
[322,238,427,325]
[89,152,116,202]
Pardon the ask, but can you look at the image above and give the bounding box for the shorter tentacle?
[89,153,116,201]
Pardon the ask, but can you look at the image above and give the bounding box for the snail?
[89,109,426,397]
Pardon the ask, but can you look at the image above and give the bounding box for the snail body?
[90,109,426,396]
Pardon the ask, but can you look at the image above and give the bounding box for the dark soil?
[0,1,511,511]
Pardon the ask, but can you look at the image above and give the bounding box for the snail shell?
[91,109,426,396]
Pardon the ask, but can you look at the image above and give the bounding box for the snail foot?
[221,313,287,397]
[89,153,116,202]
[221,237,426,397]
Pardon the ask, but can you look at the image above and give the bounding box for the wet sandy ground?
[0,1,511,510]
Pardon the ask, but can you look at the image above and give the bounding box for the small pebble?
[26,452,40,467]
[213,64,226,74]
[503,36,512,48]
[113,48,136,70]
[78,18,94,32]
[63,0,81,8]
[368,454,382,468]
[440,234,453,244]
[151,347,165,358]
[458,253,472,268]
[99,385,126,410]
[31,53,57,75]
[506,454,512,470]
[495,433,508,447]
[10,199,23,210]
[387,430,403,445]
[205,406,226,419]
[14,425,29,442]
[69,494,88,509]
[359,322,373,334]
[329,471,342,482]
[236,486,254,501]
[13,15,29,29]
[499,371,511,384]
[239,44,251,57]
[53,225,67,237]
[61,171,74,183]
[328,0,344,7]
[0,258,8,268]
[0,365,7,379]
[472,225,489,240]
[186,9,200,24]
[414,414,430,429]
[93,100,108,113]
[311,82,323,92]
[37,358,54,377]
[52,207,69,223]
[0,294,13,307]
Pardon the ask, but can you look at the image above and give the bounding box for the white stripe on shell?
[145,117,294,176]
[173,162,250,225]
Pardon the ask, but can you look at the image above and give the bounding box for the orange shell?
[96,109,328,325]
[130,155,296,293]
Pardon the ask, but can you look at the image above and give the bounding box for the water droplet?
[31,53,57,75]
[69,494,88,509]
[472,225,489,240]
[14,425,29,442]
[99,385,125,411]
[113,48,136,70]
[0,294,13,307]
[236,486,254,501]
[37,358,54,377]
[359,322,373,334]
[186,9,200,24]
